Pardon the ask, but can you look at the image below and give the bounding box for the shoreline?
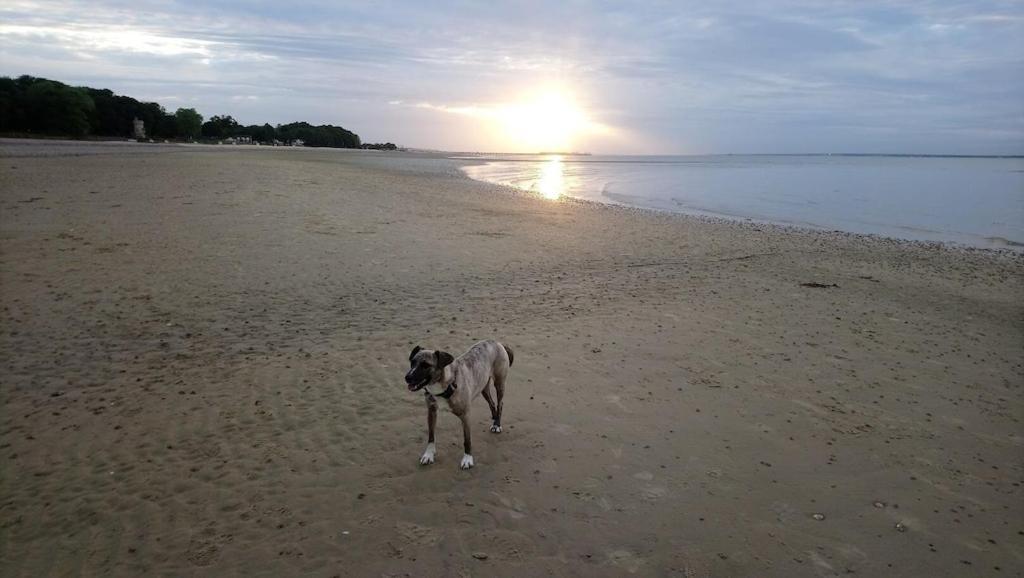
[450,160,1024,258]
[454,153,1024,252]
[4,136,1020,252]
[3,136,1021,257]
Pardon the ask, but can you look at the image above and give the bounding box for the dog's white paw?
[419,443,436,465]
[490,424,502,433]
[460,454,475,469]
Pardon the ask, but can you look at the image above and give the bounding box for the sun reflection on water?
[536,155,565,200]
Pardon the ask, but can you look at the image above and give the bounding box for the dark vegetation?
[0,75,365,148]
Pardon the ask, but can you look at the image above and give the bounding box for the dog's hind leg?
[481,379,501,433]
[420,394,437,465]
[490,372,505,433]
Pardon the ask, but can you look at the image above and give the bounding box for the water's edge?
[455,155,1024,252]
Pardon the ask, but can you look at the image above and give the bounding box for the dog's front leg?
[420,395,437,465]
[458,412,474,469]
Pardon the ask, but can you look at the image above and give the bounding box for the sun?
[495,89,599,152]
[410,84,612,152]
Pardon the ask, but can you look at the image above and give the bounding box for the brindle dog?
[405,340,514,469]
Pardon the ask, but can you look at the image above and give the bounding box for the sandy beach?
[1,141,1022,577]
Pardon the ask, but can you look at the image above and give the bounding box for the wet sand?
[1,141,1022,576]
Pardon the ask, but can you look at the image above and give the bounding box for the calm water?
[459,154,1024,248]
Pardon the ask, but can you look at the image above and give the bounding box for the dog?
[405,340,514,469]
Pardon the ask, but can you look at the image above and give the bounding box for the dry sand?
[1,141,1022,577]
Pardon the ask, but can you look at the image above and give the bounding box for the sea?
[459,154,1024,249]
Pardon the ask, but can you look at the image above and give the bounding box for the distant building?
[290,139,305,147]
[236,135,252,144]
[133,118,145,139]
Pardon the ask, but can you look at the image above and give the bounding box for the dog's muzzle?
[405,374,429,391]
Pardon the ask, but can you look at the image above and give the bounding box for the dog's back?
[459,339,512,386]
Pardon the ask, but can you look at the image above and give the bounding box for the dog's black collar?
[439,381,457,399]
[425,381,457,399]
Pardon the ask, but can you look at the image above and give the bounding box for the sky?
[1,0,1022,154]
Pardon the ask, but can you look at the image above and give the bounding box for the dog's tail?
[502,343,514,367]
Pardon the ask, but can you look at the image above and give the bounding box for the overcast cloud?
[1,0,1021,153]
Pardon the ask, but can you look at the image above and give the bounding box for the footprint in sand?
[605,394,630,412]
[395,521,441,546]
[769,501,798,524]
[535,458,559,473]
[607,549,645,573]
[640,486,667,501]
[461,528,535,561]
[668,548,712,578]
[490,491,528,520]
[551,423,574,435]
[186,523,234,567]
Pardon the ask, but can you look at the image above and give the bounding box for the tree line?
[198,115,360,148]
[0,75,364,148]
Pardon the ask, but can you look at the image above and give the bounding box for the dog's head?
[405,345,455,391]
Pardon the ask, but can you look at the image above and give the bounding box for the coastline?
[455,153,1024,251]
[1,142,1022,576]
[453,160,1024,257]
[4,137,1020,252]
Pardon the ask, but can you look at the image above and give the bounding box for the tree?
[277,121,360,148]
[156,112,179,139]
[25,80,94,136]
[86,88,121,135]
[253,123,276,143]
[175,108,203,140]
[201,115,240,139]
[0,77,26,132]
[0,75,363,146]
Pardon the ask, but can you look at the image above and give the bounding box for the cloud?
[0,0,1020,153]
[0,23,214,57]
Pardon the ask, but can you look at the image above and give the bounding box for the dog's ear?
[435,350,455,369]
[409,345,422,361]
